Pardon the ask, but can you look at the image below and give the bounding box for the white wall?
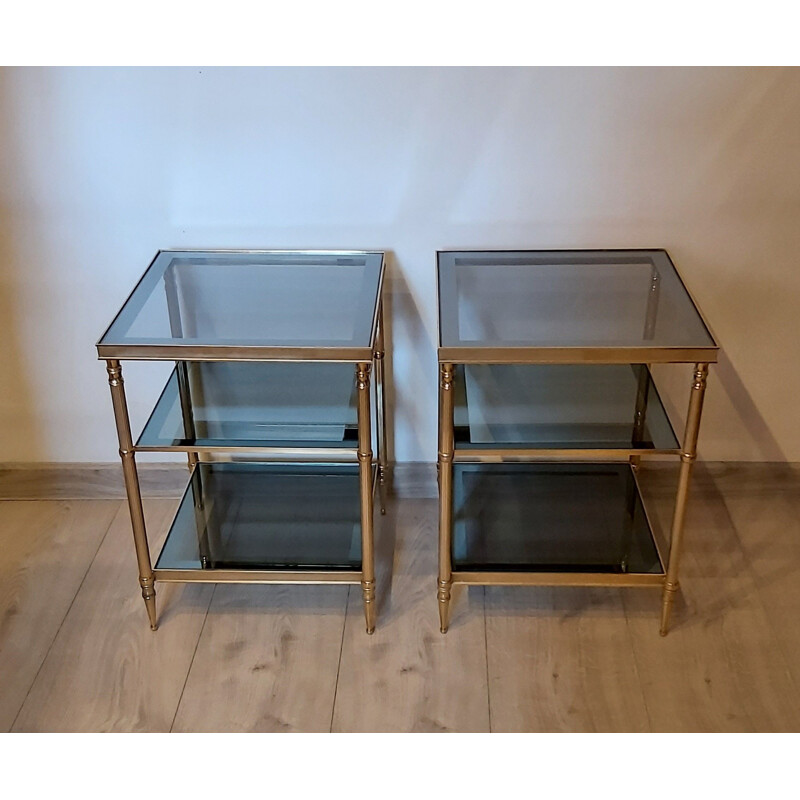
[1,66,799,464]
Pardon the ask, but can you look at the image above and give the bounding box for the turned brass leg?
[106,360,158,631]
[660,580,680,634]
[438,363,454,633]
[630,363,651,471]
[361,577,376,635]
[176,362,198,470]
[633,267,659,471]
[377,466,387,515]
[357,363,377,634]
[660,363,708,636]
[164,267,198,473]
[375,304,388,515]
[437,579,452,633]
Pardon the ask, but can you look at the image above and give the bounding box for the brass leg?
[438,363,454,633]
[630,364,651,471]
[174,363,209,563]
[619,467,637,573]
[660,363,709,636]
[164,264,197,471]
[375,303,388,515]
[633,266,659,470]
[106,360,158,631]
[357,363,376,634]
[176,362,198,468]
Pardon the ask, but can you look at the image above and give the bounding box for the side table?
[435,249,718,635]
[97,249,386,633]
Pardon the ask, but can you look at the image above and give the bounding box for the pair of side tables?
[96,249,718,637]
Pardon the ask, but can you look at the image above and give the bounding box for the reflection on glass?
[438,250,715,349]
[452,463,662,574]
[453,364,678,450]
[156,463,363,571]
[138,362,358,448]
[100,251,383,349]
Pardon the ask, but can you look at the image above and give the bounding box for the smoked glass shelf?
[436,248,719,635]
[137,361,358,453]
[453,364,679,453]
[452,463,663,575]
[155,463,363,575]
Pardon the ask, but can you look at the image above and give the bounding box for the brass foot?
[141,577,158,631]
[361,579,376,635]
[659,580,679,636]
[437,579,452,634]
[379,466,387,515]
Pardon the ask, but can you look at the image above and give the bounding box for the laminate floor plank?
[485,585,651,732]
[623,467,800,732]
[4,465,800,733]
[12,499,213,732]
[0,500,119,731]
[331,500,490,732]
[171,583,348,732]
[709,467,800,699]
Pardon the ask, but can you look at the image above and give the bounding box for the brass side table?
[97,249,387,634]
[435,249,718,635]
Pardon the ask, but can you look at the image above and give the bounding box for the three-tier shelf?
[435,249,718,635]
[97,249,387,634]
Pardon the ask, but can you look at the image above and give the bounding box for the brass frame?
[435,249,717,635]
[437,346,718,365]
[99,250,387,635]
[437,363,455,633]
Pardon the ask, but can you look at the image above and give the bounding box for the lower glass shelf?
[155,462,363,573]
[452,462,664,574]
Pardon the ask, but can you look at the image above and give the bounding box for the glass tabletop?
[438,250,717,362]
[98,250,384,360]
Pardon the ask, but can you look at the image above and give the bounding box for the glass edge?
[134,364,179,448]
[96,249,168,348]
[655,250,720,349]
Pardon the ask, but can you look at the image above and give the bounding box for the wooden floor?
[2,463,800,732]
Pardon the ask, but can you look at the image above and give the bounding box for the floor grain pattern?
[625,467,800,732]
[12,500,214,732]
[0,500,119,731]
[485,585,652,732]
[2,464,800,732]
[331,501,490,732]
[171,583,348,732]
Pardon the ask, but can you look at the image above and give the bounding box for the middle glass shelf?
[136,361,359,454]
[453,363,679,455]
